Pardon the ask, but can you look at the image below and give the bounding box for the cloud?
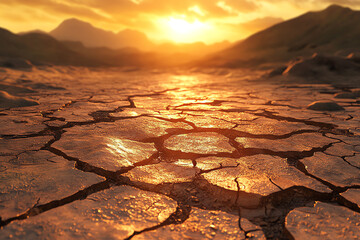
[2,0,258,20]
[2,0,358,25]
[0,0,259,37]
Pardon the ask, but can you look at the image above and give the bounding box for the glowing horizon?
[160,17,211,43]
[1,1,360,44]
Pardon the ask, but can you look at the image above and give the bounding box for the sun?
[168,18,204,34]
[163,17,210,43]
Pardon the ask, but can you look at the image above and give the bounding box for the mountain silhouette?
[201,4,360,68]
[3,5,359,69]
[0,28,99,66]
[18,29,48,35]
[0,27,197,68]
[50,18,155,51]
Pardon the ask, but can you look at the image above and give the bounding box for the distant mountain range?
[0,17,232,68]
[1,4,360,68]
[50,18,155,51]
[199,4,360,68]
[0,28,97,66]
[49,18,231,55]
[0,27,213,68]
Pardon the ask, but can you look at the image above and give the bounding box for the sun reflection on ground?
[170,75,202,87]
[106,138,135,166]
[157,75,201,102]
[106,137,157,167]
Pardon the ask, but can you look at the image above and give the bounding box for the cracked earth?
[0,67,360,239]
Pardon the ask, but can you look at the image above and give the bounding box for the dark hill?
[200,5,360,68]
[0,27,194,68]
[0,28,101,66]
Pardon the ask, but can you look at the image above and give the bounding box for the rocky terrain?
[0,65,359,239]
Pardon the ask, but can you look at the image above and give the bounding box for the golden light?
[168,18,206,35]
[163,17,210,43]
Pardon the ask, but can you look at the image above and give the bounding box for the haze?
[2,0,360,44]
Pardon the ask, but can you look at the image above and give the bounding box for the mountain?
[50,18,155,51]
[236,17,284,37]
[200,5,360,68]
[0,26,198,68]
[50,18,232,56]
[62,41,162,67]
[0,28,99,66]
[18,29,48,35]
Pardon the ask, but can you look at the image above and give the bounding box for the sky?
[1,0,360,44]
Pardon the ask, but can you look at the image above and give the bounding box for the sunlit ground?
[1,66,359,239]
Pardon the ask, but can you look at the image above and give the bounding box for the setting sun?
[162,17,210,43]
[168,18,204,34]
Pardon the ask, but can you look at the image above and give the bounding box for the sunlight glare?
[168,18,204,34]
[162,17,210,43]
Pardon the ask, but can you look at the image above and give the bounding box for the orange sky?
[1,0,360,44]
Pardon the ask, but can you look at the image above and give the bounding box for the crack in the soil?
[170,99,234,111]
[0,181,112,228]
[253,110,337,130]
[238,207,265,239]
[127,88,179,109]
[269,178,284,191]
[1,86,360,240]
[124,202,191,240]
[47,146,123,180]
[341,156,360,170]
[258,184,360,239]
[264,100,300,109]
[322,150,360,170]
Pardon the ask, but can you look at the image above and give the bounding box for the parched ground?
[0,66,359,239]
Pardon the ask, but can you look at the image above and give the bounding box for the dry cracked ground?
[0,66,359,239]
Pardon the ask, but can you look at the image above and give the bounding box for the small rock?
[334,92,357,99]
[307,101,344,111]
[0,91,38,109]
